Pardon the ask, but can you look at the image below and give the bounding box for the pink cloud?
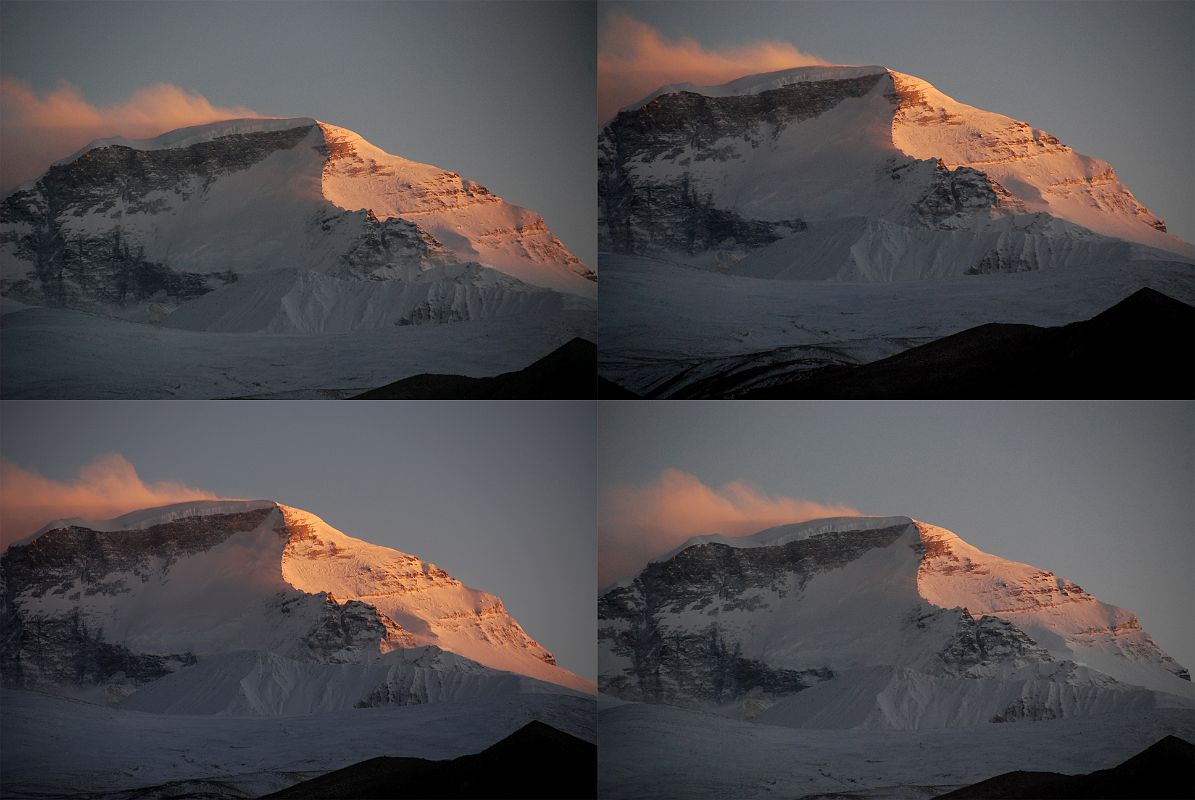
[599,468,861,586]
[598,12,830,123]
[0,78,262,191]
[0,454,219,547]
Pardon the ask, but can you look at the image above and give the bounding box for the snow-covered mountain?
[0,117,595,332]
[1,499,592,713]
[599,65,1193,279]
[598,516,1191,729]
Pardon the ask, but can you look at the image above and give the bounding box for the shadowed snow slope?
[600,65,1193,277]
[1,499,594,708]
[598,516,1191,728]
[1,117,594,330]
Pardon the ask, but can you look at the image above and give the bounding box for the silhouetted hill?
[352,338,596,399]
[934,735,1194,799]
[745,288,1194,399]
[261,720,595,799]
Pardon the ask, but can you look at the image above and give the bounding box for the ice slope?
[600,64,1193,277]
[730,214,1182,282]
[598,515,1191,727]
[1,687,595,799]
[2,500,593,698]
[756,664,1166,730]
[598,701,1195,800]
[161,265,573,334]
[119,647,580,716]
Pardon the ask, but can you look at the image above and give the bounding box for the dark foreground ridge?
[934,735,1194,799]
[259,720,595,799]
[351,338,596,399]
[741,288,1194,399]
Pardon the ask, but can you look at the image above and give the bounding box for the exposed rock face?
[599,525,908,705]
[0,128,315,310]
[0,508,413,693]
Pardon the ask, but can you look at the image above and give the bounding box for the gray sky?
[599,401,1195,672]
[0,401,596,681]
[599,0,1194,243]
[0,0,597,265]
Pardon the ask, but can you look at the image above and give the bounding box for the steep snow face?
[599,65,1192,278]
[598,515,1190,727]
[317,122,595,297]
[914,521,1190,696]
[0,500,592,704]
[277,505,592,692]
[888,71,1192,257]
[0,116,593,329]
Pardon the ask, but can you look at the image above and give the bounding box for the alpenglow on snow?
[598,515,1192,729]
[599,65,1193,279]
[1,118,595,333]
[1,500,593,715]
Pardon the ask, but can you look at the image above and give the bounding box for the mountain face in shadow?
[261,720,595,799]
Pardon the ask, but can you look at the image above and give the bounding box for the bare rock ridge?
[598,516,1192,728]
[600,65,1193,278]
[1,500,593,712]
[1,118,594,330]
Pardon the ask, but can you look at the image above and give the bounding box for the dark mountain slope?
[351,338,596,399]
[745,288,1194,399]
[934,735,1194,799]
[261,720,595,799]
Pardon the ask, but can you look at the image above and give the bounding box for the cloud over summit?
[598,12,829,122]
[0,79,261,191]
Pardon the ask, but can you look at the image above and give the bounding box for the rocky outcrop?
[0,128,315,310]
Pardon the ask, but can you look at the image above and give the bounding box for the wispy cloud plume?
[0,454,219,547]
[597,12,830,122]
[599,469,860,586]
[0,79,261,191]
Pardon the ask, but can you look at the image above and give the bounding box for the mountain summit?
[1,117,594,330]
[599,515,1191,728]
[1,499,592,712]
[599,65,1192,279]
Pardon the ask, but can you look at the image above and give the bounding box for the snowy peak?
[2,500,592,700]
[1,116,593,325]
[599,64,1192,276]
[599,515,1190,725]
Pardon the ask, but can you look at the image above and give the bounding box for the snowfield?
[1,302,594,398]
[1,688,595,799]
[598,253,1195,396]
[599,701,1195,800]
